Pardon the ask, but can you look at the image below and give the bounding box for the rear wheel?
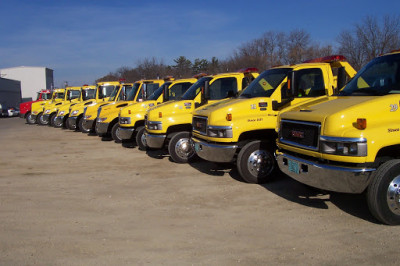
[367,159,400,225]
[135,126,147,151]
[168,131,197,164]
[237,140,276,184]
[37,113,48,125]
[111,123,122,143]
[26,112,36,124]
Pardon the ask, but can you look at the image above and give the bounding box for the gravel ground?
[0,117,398,265]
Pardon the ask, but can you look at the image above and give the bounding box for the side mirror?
[163,85,169,102]
[201,81,210,104]
[336,67,346,94]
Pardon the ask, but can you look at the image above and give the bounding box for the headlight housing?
[59,111,65,116]
[147,121,162,130]
[71,110,79,116]
[44,109,51,114]
[119,117,131,125]
[207,126,233,138]
[319,136,367,156]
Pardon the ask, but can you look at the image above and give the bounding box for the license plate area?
[288,159,300,174]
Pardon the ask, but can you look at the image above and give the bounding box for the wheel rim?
[387,175,400,215]
[54,119,63,127]
[140,132,146,147]
[27,114,35,123]
[174,138,194,160]
[115,127,121,141]
[246,149,274,178]
[40,115,48,125]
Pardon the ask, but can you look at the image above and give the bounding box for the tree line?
[96,15,400,83]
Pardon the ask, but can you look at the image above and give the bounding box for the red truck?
[19,90,52,124]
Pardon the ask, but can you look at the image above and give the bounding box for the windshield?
[43,93,51,100]
[136,83,161,102]
[240,68,291,98]
[107,85,121,101]
[169,82,193,100]
[117,85,133,101]
[181,77,213,100]
[126,83,141,101]
[67,90,81,100]
[99,85,118,99]
[339,53,400,96]
[54,92,65,99]
[82,89,96,100]
[148,82,171,101]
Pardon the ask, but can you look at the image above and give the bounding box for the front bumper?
[95,122,109,135]
[119,127,135,140]
[67,117,77,130]
[192,137,238,163]
[82,119,95,131]
[144,132,166,149]
[276,152,375,193]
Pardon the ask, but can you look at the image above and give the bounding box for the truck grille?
[279,120,321,150]
[192,116,207,135]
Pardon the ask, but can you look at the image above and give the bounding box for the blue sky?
[1,0,399,87]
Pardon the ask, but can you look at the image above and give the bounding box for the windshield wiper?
[239,93,252,98]
[350,88,384,96]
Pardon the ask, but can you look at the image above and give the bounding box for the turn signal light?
[159,112,162,118]
[356,118,367,130]
[226,113,232,121]
[128,110,131,114]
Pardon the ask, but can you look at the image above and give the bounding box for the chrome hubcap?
[40,116,48,125]
[115,127,121,140]
[387,175,400,215]
[175,138,194,159]
[246,149,274,177]
[140,132,147,147]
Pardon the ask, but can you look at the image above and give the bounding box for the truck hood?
[147,100,195,121]
[120,101,157,117]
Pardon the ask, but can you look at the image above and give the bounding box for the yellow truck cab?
[119,77,197,145]
[31,88,66,124]
[276,51,400,225]
[94,79,165,139]
[192,56,356,184]
[39,86,82,126]
[145,69,259,163]
[81,82,135,134]
[54,85,96,128]
[66,81,121,131]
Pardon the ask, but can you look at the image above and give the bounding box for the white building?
[0,66,54,101]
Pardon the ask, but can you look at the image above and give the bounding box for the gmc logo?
[291,130,304,138]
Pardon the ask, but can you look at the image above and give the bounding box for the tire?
[37,113,48,125]
[367,159,400,225]
[49,113,56,127]
[26,112,36,124]
[168,131,197,164]
[79,117,90,133]
[237,140,276,184]
[135,126,147,151]
[111,123,122,143]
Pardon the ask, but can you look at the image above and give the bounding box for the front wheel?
[135,126,147,151]
[111,123,122,143]
[237,140,276,184]
[79,117,90,133]
[168,131,197,164]
[26,112,36,124]
[37,113,48,125]
[367,159,400,225]
[49,113,57,127]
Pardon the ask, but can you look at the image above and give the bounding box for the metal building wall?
[0,78,22,110]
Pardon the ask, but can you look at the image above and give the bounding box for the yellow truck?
[118,77,197,145]
[53,85,97,128]
[192,56,356,184]
[30,88,66,124]
[276,51,400,225]
[145,69,259,163]
[66,81,121,131]
[93,79,165,139]
[80,82,135,134]
[40,86,82,126]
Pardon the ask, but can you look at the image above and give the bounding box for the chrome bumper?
[82,119,95,131]
[192,137,238,163]
[95,122,109,135]
[276,152,375,193]
[119,127,135,140]
[67,117,77,130]
[144,132,166,149]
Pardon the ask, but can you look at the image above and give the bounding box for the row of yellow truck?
[27,51,400,225]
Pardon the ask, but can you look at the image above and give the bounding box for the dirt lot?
[0,117,399,265]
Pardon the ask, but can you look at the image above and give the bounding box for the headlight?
[59,111,65,116]
[320,136,367,156]
[97,117,107,123]
[119,117,131,125]
[71,110,79,116]
[147,121,162,130]
[207,126,233,138]
[44,109,51,114]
